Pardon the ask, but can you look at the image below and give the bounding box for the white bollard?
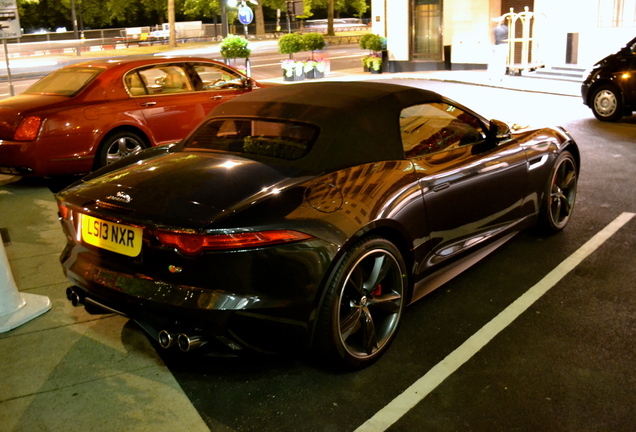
[0,239,51,333]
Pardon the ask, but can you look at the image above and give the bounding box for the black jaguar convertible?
[57,82,579,369]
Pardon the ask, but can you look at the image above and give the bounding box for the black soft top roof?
[204,81,446,175]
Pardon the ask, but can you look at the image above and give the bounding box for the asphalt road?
[2,52,634,430]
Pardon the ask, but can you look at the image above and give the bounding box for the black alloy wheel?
[539,151,578,233]
[315,236,407,369]
[95,131,147,169]
[591,85,623,122]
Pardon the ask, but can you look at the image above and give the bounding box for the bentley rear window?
[184,118,318,160]
[24,67,103,96]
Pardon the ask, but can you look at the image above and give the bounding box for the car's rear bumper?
[59,236,337,353]
[0,134,95,177]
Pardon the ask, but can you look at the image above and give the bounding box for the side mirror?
[489,119,511,141]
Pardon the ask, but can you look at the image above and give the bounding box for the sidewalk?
[289,67,583,98]
[0,177,210,431]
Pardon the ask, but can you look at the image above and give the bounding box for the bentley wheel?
[95,131,147,169]
[591,85,623,122]
[539,151,578,234]
[315,236,407,369]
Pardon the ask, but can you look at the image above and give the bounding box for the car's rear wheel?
[314,236,407,369]
[591,85,623,122]
[538,151,578,234]
[95,131,147,170]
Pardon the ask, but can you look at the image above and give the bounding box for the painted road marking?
[355,212,636,432]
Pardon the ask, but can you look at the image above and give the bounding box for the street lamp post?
[221,1,229,37]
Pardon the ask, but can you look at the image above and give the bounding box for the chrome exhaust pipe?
[65,287,81,307]
[158,330,175,349]
[177,333,206,352]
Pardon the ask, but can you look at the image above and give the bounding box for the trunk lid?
[61,151,309,229]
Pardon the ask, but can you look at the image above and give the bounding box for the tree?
[16,0,368,35]
[327,0,334,36]
[168,0,176,47]
[182,0,221,21]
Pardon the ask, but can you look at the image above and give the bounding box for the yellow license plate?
[80,214,143,257]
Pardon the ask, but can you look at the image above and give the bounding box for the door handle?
[140,102,157,107]
[433,182,450,192]
[211,95,223,100]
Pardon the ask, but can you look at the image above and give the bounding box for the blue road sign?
[238,6,254,25]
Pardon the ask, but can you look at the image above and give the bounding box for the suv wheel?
[591,85,623,122]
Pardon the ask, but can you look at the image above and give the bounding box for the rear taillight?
[14,116,42,141]
[57,202,69,220]
[154,230,313,255]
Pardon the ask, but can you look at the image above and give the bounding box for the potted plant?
[303,59,326,79]
[302,33,327,79]
[281,59,305,80]
[359,33,386,73]
[220,34,251,70]
[278,33,305,81]
[361,52,383,73]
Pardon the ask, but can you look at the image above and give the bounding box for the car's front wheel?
[538,151,578,234]
[95,131,147,170]
[314,236,407,369]
[591,85,623,122]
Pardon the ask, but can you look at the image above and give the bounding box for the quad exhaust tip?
[177,333,206,352]
[158,330,175,349]
[159,330,207,352]
[65,287,81,307]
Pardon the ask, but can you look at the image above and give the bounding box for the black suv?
[582,37,636,121]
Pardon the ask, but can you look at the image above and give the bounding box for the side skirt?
[409,231,518,304]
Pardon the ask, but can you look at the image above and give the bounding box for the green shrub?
[359,33,386,52]
[303,32,326,53]
[220,35,251,59]
[278,33,305,58]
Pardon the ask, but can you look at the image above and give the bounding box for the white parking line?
[355,212,636,432]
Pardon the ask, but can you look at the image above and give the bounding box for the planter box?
[283,71,305,81]
[306,69,325,79]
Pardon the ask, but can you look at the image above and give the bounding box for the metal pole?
[71,0,81,56]
[221,2,229,37]
[3,39,14,97]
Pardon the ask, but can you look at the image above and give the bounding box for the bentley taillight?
[14,116,42,141]
[57,202,69,220]
[154,230,313,255]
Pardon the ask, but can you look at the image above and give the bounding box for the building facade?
[370,0,635,72]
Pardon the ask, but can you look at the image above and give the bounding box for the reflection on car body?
[57,82,580,370]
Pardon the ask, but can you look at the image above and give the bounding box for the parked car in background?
[581,36,636,121]
[58,82,579,369]
[0,56,263,177]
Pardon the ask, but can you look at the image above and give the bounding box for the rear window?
[183,118,318,161]
[24,67,103,96]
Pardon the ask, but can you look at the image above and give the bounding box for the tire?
[314,236,407,369]
[591,85,623,122]
[94,131,147,170]
[538,151,578,234]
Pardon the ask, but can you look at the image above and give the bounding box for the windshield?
[24,67,104,96]
[183,118,319,161]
